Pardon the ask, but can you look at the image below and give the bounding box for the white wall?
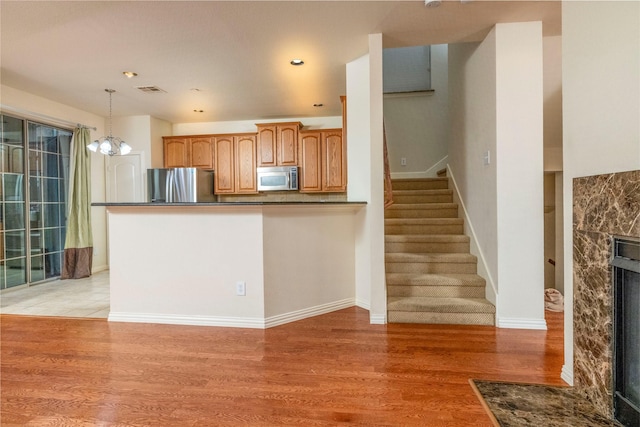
[172,116,342,136]
[347,34,386,323]
[112,116,151,166]
[384,44,450,178]
[561,0,640,386]
[348,54,372,311]
[150,117,172,168]
[494,22,545,328]
[543,36,563,172]
[448,36,498,295]
[108,206,266,323]
[0,85,109,272]
[111,114,171,170]
[263,207,356,318]
[448,22,545,329]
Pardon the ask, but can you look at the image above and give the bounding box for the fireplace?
[612,237,640,426]
[573,169,640,422]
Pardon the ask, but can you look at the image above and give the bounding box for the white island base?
[104,203,364,328]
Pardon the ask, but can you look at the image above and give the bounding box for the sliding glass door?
[1,115,26,288]
[0,114,71,289]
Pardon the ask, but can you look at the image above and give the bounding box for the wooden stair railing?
[383,124,394,208]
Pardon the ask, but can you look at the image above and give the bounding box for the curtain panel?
[61,127,93,279]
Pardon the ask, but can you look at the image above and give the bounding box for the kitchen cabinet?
[189,137,214,169]
[299,129,346,193]
[163,137,189,168]
[213,134,257,194]
[256,122,301,167]
[162,136,214,169]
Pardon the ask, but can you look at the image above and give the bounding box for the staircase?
[385,177,495,325]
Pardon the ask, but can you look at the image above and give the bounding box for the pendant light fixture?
[87,89,132,156]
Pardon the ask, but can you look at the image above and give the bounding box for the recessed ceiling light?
[290,59,304,66]
[122,71,138,78]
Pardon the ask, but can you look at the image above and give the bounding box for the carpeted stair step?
[385,253,477,274]
[386,273,486,298]
[387,297,495,325]
[384,203,458,219]
[385,234,470,254]
[388,284,485,298]
[391,189,453,204]
[385,218,463,235]
[391,178,449,191]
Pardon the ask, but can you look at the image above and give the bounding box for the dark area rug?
[470,379,623,427]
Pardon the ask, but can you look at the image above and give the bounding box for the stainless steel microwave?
[257,166,298,191]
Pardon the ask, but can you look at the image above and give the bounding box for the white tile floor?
[0,270,110,318]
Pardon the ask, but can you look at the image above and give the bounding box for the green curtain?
[61,127,93,279]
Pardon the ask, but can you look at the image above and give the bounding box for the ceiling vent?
[135,86,166,94]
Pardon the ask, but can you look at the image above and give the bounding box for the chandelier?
[87,89,132,156]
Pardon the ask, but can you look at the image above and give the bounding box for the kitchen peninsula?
[95,201,365,328]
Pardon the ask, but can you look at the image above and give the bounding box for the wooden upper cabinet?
[213,136,235,193]
[163,136,213,169]
[299,129,346,193]
[299,133,322,192]
[235,134,257,194]
[257,122,301,167]
[163,137,190,168]
[322,130,346,192]
[190,137,214,169]
[277,123,299,166]
[214,134,257,194]
[257,126,276,167]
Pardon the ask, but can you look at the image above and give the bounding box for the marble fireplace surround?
[573,169,640,418]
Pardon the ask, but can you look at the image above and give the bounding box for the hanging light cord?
[107,88,115,140]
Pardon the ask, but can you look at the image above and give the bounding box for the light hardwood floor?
[1,308,565,426]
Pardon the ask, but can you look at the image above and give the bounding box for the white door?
[106,152,145,202]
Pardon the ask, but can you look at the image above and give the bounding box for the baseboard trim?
[447,165,498,306]
[390,155,448,180]
[108,312,265,329]
[497,317,548,330]
[91,264,109,274]
[109,298,356,330]
[264,298,355,328]
[561,365,574,386]
[355,298,371,311]
[370,313,387,324]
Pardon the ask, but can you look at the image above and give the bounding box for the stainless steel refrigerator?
[147,168,216,203]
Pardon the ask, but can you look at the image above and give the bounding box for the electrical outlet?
[483,150,491,166]
[401,157,407,166]
[236,281,246,296]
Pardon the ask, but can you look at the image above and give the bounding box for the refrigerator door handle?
[166,169,174,203]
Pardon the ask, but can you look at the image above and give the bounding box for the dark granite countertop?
[92,201,367,207]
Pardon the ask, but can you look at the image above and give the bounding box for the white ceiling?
[1,0,561,124]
